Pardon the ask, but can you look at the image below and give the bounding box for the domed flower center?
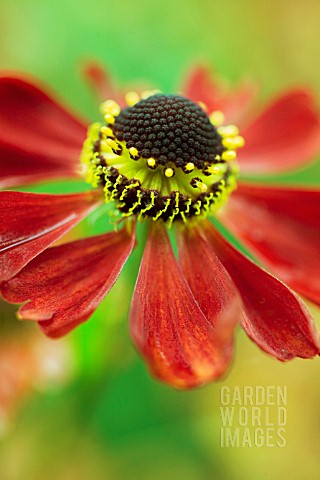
[112,95,223,170]
[81,91,244,225]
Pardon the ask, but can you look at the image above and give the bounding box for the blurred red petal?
[1,225,135,337]
[200,220,320,360]
[183,65,257,125]
[239,90,320,174]
[0,76,88,187]
[81,61,122,104]
[183,66,222,107]
[130,223,234,389]
[0,143,81,189]
[0,190,101,281]
[177,225,241,363]
[221,183,320,305]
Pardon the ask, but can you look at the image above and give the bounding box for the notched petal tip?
[200,220,320,361]
[130,222,236,389]
[222,184,320,306]
[1,224,136,337]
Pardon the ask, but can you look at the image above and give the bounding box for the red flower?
[1,63,320,389]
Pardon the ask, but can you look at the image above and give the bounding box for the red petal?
[0,143,78,189]
[0,76,88,187]
[183,66,222,108]
[177,225,241,361]
[1,226,135,337]
[199,220,320,360]
[221,183,320,305]
[81,61,122,104]
[0,190,100,281]
[130,223,233,389]
[183,65,257,126]
[239,90,320,174]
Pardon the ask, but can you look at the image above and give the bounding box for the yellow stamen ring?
[81,95,241,225]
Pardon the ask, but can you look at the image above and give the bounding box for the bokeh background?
[1,1,320,479]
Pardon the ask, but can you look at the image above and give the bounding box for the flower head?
[81,92,242,225]
[0,63,320,389]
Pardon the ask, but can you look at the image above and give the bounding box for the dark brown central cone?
[112,94,224,170]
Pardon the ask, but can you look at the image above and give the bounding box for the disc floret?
[81,91,244,225]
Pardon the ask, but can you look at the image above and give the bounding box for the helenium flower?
[0,63,319,389]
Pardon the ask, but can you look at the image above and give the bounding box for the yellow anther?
[192,178,208,192]
[100,141,112,153]
[198,101,207,112]
[185,162,195,172]
[222,135,245,149]
[217,125,239,138]
[147,157,157,168]
[104,113,115,124]
[209,110,225,126]
[206,165,222,175]
[221,150,237,161]
[129,147,139,156]
[141,89,161,99]
[101,126,114,137]
[164,167,174,178]
[197,182,208,193]
[222,138,233,149]
[106,138,118,150]
[125,91,140,106]
[100,99,121,117]
[232,135,245,148]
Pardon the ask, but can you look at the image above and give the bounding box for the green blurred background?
[1,0,320,478]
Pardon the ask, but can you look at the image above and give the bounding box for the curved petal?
[130,222,233,389]
[183,66,222,107]
[177,225,241,359]
[239,90,320,174]
[200,220,320,360]
[0,190,101,282]
[81,61,122,104]
[0,143,78,189]
[182,65,257,126]
[1,225,135,337]
[221,183,320,306]
[0,76,88,187]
